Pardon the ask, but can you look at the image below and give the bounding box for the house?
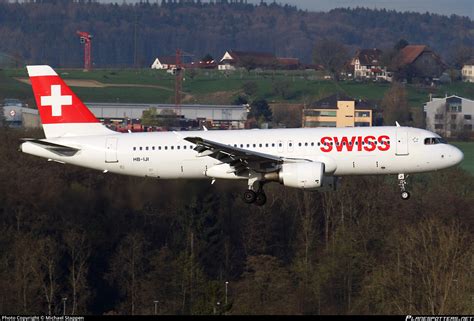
[276,57,300,70]
[151,56,177,70]
[391,45,446,81]
[218,50,277,71]
[461,59,474,83]
[424,95,474,138]
[184,60,218,69]
[302,94,373,128]
[351,48,389,80]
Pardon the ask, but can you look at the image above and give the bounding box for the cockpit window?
[424,137,447,145]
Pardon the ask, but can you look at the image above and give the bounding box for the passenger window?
[298,143,302,147]
[177,146,180,150]
[247,144,250,148]
[259,144,262,147]
[240,144,244,148]
[165,146,168,150]
[184,146,187,150]
[311,142,314,146]
[152,146,155,150]
[265,143,268,147]
[272,143,275,147]
[139,147,142,151]
[133,147,136,151]
[171,146,174,150]
[159,146,162,150]
[146,146,149,150]
[253,144,256,148]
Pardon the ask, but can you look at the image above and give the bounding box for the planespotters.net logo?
[406,316,474,321]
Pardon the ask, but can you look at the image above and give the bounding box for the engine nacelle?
[279,162,324,190]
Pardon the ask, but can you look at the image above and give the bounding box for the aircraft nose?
[450,145,464,166]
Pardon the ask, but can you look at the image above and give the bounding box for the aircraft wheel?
[401,191,410,200]
[255,192,267,206]
[243,190,257,204]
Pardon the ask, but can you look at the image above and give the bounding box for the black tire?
[255,192,267,206]
[243,190,257,203]
[401,191,410,200]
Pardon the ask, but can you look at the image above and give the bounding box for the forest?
[0,127,472,315]
[0,1,472,68]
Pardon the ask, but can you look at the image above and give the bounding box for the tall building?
[424,95,473,138]
[302,94,373,128]
[461,59,474,83]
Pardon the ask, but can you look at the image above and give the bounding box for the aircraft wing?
[184,136,310,175]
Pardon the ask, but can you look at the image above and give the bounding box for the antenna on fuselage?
[395,121,401,127]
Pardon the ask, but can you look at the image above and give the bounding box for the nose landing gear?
[398,174,410,200]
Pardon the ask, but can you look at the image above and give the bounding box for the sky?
[249,0,474,18]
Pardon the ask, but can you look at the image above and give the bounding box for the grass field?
[1,67,474,107]
[452,141,474,175]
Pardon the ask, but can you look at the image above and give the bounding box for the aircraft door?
[105,137,119,163]
[395,128,409,156]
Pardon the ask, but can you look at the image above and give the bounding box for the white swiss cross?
[40,85,72,117]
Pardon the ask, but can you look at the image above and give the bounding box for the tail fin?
[27,65,115,138]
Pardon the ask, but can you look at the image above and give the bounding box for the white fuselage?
[20,126,464,182]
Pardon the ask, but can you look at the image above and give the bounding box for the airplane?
[20,65,464,206]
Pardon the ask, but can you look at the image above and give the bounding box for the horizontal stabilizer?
[21,138,80,157]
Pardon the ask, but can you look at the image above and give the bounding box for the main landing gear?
[243,178,267,206]
[398,173,410,200]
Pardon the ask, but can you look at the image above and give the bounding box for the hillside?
[0,1,472,68]
[3,68,474,108]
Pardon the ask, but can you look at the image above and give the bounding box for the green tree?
[242,81,258,97]
[142,108,179,128]
[249,99,272,123]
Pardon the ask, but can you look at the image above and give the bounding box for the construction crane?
[174,49,194,116]
[76,31,92,71]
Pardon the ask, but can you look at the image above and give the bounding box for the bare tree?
[107,232,148,315]
[313,39,349,81]
[31,237,61,315]
[64,230,90,315]
[381,82,410,126]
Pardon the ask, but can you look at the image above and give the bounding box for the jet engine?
[261,162,323,190]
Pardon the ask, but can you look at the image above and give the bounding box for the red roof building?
[391,45,446,81]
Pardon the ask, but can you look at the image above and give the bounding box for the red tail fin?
[27,65,114,138]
